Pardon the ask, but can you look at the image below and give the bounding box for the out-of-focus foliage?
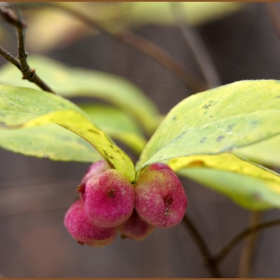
[24,8,97,52]
[0,55,160,134]
[19,2,245,53]
[79,104,147,154]
[118,2,246,28]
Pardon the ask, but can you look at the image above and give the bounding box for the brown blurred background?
[0,2,280,277]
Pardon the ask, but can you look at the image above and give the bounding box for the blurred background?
[0,2,280,277]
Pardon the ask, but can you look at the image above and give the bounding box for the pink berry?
[84,169,135,227]
[77,160,110,198]
[134,169,187,228]
[117,209,155,241]
[64,200,116,247]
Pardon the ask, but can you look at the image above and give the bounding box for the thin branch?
[18,2,209,93]
[215,218,280,264]
[112,29,208,92]
[238,211,261,277]
[266,3,280,41]
[0,4,22,27]
[171,2,221,89]
[182,215,222,278]
[10,3,29,71]
[0,3,55,94]
[0,45,21,70]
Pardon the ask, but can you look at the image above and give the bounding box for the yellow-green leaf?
[137,80,280,170]
[233,135,280,168]
[0,85,85,126]
[0,55,159,134]
[169,153,280,210]
[21,110,135,182]
[0,125,101,162]
[0,85,135,182]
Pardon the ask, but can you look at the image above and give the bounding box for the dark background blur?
[1,2,280,277]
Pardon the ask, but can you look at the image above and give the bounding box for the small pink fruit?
[77,160,110,198]
[117,209,155,241]
[64,200,117,247]
[81,160,110,186]
[84,169,135,227]
[135,169,187,228]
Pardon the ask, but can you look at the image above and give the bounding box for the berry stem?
[215,218,280,264]
[182,215,222,278]
[238,211,262,277]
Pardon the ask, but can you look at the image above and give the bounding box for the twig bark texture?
[0,3,55,93]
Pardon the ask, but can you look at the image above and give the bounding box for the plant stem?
[182,215,222,278]
[238,211,261,277]
[18,2,208,93]
[171,2,221,89]
[111,29,207,92]
[11,3,29,75]
[215,218,280,264]
[266,3,280,41]
[0,46,21,70]
[0,3,55,94]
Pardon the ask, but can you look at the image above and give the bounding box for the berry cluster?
[64,161,187,247]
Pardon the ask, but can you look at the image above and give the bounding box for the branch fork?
[0,3,55,94]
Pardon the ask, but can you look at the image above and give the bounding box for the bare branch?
[238,211,262,277]
[182,215,222,278]
[171,2,221,89]
[18,2,209,93]
[10,3,28,69]
[0,4,23,27]
[266,3,280,41]
[0,45,21,70]
[115,29,208,92]
[0,3,55,94]
[215,218,280,264]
